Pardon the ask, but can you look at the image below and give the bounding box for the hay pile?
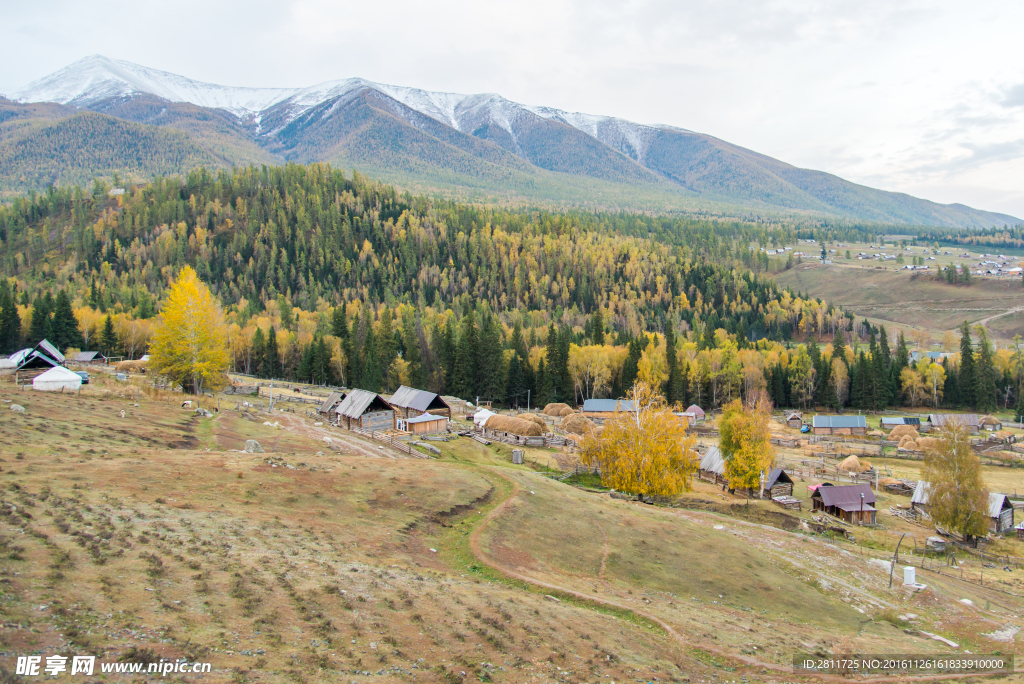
[484,415,544,437]
[917,437,941,451]
[543,403,572,416]
[561,414,597,435]
[889,425,920,441]
[980,415,1001,427]
[519,413,547,429]
[839,455,868,473]
[995,430,1014,440]
[868,429,885,437]
[898,435,919,451]
[115,359,148,373]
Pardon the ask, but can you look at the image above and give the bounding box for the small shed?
[785,412,802,429]
[1016,522,1024,541]
[812,415,867,435]
[388,385,453,419]
[674,411,697,426]
[73,351,106,365]
[400,412,448,435]
[761,468,794,499]
[333,389,395,431]
[881,416,921,427]
[926,536,947,552]
[979,415,1003,432]
[928,413,981,435]
[698,446,726,485]
[685,405,706,423]
[910,480,930,514]
[989,493,1014,533]
[317,391,346,418]
[811,483,877,524]
[581,399,637,417]
[32,366,83,392]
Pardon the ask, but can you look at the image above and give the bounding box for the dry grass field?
[3,383,1024,683]
[773,262,1024,342]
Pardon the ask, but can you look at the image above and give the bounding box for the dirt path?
[464,468,996,683]
[975,304,1024,328]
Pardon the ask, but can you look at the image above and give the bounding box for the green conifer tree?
[250,327,265,377]
[101,314,117,357]
[974,327,998,412]
[264,326,281,380]
[0,282,22,354]
[958,321,976,408]
[452,309,478,400]
[51,290,82,352]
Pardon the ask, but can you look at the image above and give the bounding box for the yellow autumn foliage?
[581,382,698,497]
[150,265,230,394]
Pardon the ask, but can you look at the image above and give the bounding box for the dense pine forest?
[0,163,1021,416]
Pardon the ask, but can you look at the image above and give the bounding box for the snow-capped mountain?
[7,55,1020,227]
[13,55,668,162]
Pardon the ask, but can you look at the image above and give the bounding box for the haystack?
[898,440,919,451]
[558,406,574,417]
[116,359,148,373]
[980,415,1001,427]
[519,413,547,429]
[889,425,920,441]
[868,429,885,437]
[838,455,868,473]
[484,415,544,437]
[917,437,941,451]
[879,477,901,486]
[561,414,597,435]
[543,403,572,416]
[995,430,1014,440]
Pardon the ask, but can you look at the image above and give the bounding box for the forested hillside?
[0,163,1020,416]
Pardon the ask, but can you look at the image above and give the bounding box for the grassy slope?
[773,262,1024,340]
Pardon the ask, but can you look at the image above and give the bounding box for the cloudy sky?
[3,0,1023,218]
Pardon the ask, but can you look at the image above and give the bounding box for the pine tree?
[101,314,118,357]
[665,326,680,405]
[264,326,280,380]
[505,352,527,408]
[544,323,561,400]
[30,294,52,343]
[332,305,348,340]
[591,308,604,345]
[250,327,265,377]
[451,308,478,400]
[621,338,643,393]
[477,314,505,404]
[402,312,426,389]
[50,290,82,352]
[378,308,398,391]
[877,325,893,407]
[0,281,21,354]
[556,326,572,402]
[536,357,552,406]
[360,321,382,392]
[974,327,997,412]
[958,321,976,408]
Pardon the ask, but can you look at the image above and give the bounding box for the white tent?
[32,366,83,392]
[473,408,496,427]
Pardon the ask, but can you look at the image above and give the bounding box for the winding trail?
[463,467,1004,683]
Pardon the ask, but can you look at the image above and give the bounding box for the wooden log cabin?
[811,483,877,524]
[698,446,727,486]
[761,468,794,499]
[388,386,453,420]
[333,389,396,431]
[812,415,867,436]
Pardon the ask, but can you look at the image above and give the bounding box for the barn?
[881,416,921,428]
[698,446,726,486]
[812,415,867,435]
[785,412,802,429]
[928,414,981,435]
[389,386,453,420]
[399,412,448,435]
[988,494,1014,533]
[761,468,794,499]
[811,483,877,524]
[581,399,636,418]
[73,351,106,365]
[333,389,395,431]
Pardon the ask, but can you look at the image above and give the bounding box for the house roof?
[36,339,65,364]
[812,415,867,429]
[318,391,345,414]
[911,481,930,505]
[785,412,802,420]
[389,385,450,412]
[929,413,980,427]
[406,413,447,425]
[881,416,922,426]
[685,405,705,417]
[989,493,1012,517]
[582,399,636,413]
[334,389,392,419]
[13,350,62,371]
[699,446,724,475]
[73,351,101,362]
[812,483,876,508]
[764,468,793,490]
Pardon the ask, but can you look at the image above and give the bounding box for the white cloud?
[1,0,1022,218]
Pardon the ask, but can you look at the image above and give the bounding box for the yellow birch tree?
[150,265,229,394]
[719,397,775,494]
[581,382,698,497]
[922,422,989,540]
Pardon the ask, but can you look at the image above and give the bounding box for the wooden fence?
[350,427,430,458]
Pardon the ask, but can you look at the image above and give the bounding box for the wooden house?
[685,405,706,423]
[989,494,1014,533]
[389,386,453,420]
[811,483,877,524]
[333,389,395,431]
[927,413,981,435]
[317,391,346,419]
[72,351,106,365]
[761,468,794,499]
[399,412,448,435]
[698,446,726,485]
[812,415,867,435]
[785,412,802,429]
[881,416,921,428]
[581,398,637,418]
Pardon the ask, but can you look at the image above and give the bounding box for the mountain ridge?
[8,55,1020,227]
